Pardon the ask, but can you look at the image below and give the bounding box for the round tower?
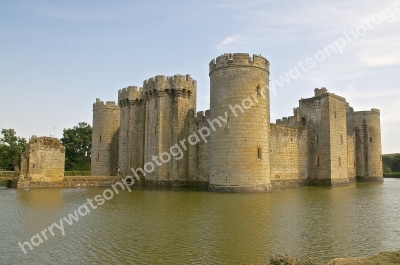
[347,108,383,181]
[208,53,271,191]
[91,99,120,176]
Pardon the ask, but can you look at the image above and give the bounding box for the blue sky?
[1,0,399,153]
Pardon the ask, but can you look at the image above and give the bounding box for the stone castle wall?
[91,53,383,191]
[188,110,211,183]
[270,124,308,187]
[347,131,356,181]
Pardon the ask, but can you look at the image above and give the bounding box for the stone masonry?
[91,53,383,191]
[19,137,65,187]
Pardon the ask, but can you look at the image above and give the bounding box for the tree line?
[383,154,400,174]
[0,122,92,171]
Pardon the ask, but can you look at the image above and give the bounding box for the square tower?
[299,88,349,185]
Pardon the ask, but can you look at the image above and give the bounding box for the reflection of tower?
[347,108,383,181]
[91,99,120,176]
[208,53,271,191]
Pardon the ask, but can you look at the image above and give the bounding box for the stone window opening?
[99,135,102,142]
[370,137,372,142]
[301,117,306,126]
[316,134,319,144]
[334,111,337,118]
[226,115,230,129]
[316,156,319,166]
[258,147,262,160]
[256,85,261,96]
[339,156,341,166]
[97,153,99,161]
[341,134,343,144]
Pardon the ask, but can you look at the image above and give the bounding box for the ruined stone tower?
[347,108,383,181]
[20,137,65,185]
[208,53,271,191]
[91,99,120,176]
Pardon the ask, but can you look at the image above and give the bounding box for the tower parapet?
[209,53,269,74]
[93,98,120,110]
[142,74,196,98]
[118,86,143,107]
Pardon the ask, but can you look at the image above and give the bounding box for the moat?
[1,179,400,264]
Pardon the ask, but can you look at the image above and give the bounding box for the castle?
[91,53,383,191]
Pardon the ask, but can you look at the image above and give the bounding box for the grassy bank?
[384,173,400,178]
[327,250,400,264]
[268,250,400,264]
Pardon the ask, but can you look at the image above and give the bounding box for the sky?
[0,0,399,153]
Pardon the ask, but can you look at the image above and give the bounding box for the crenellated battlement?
[118,86,143,107]
[117,74,197,105]
[143,74,196,94]
[93,98,119,110]
[276,116,298,127]
[194,109,211,123]
[209,53,269,74]
[301,87,346,102]
[348,108,381,116]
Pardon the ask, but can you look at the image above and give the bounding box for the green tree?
[391,154,400,173]
[0,129,27,171]
[61,122,92,171]
[382,155,393,173]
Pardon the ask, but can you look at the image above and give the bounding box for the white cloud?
[354,36,400,66]
[215,35,242,49]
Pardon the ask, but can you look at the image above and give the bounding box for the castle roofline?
[299,87,346,102]
[209,53,269,75]
[117,74,197,103]
[348,108,380,115]
[93,98,120,110]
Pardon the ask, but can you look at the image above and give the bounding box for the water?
[1,179,400,264]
